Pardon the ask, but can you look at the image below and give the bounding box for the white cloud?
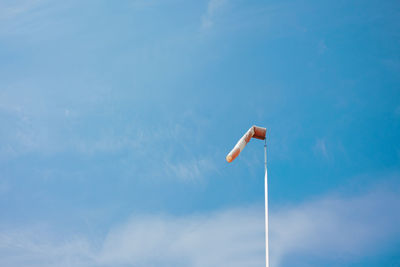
[98,208,264,267]
[0,181,399,266]
[0,208,264,267]
[270,184,400,266]
[201,0,228,30]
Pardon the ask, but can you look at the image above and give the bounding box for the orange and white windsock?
[226,125,267,163]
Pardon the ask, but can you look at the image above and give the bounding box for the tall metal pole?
[264,139,269,267]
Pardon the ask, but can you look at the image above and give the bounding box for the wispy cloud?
[318,39,328,54]
[313,138,329,158]
[201,0,228,30]
[0,0,45,20]
[0,180,9,196]
[0,179,399,266]
[0,227,95,267]
[0,0,74,39]
[129,0,160,9]
[164,157,217,181]
[395,105,400,117]
[0,86,216,182]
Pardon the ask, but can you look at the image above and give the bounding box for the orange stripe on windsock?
[226,125,266,163]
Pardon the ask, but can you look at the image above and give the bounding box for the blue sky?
[0,0,399,266]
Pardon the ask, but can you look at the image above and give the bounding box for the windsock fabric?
[226,125,266,163]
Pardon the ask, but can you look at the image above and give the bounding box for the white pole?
[264,140,269,267]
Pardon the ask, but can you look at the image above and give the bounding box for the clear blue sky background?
[0,0,399,266]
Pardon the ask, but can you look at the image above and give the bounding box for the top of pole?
[226,125,267,163]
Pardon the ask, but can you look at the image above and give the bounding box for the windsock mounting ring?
[226,125,267,163]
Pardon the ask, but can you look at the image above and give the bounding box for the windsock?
[226,125,267,163]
